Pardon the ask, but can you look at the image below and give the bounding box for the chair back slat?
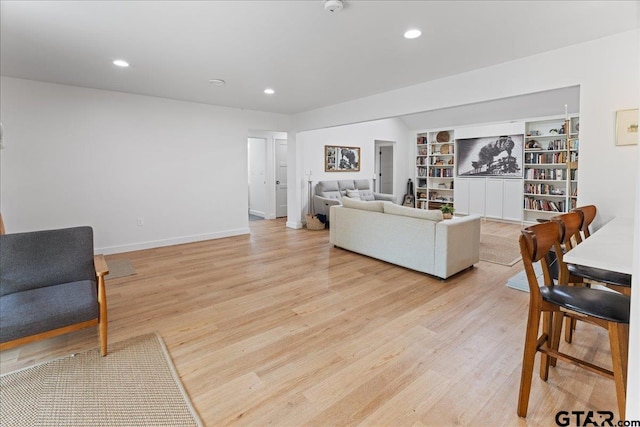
[520,221,561,297]
[572,205,597,238]
[552,211,583,250]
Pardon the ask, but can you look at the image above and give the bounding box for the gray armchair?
[313,179,395,217]
[0,226,109,356]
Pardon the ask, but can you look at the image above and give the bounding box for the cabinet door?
[503,179,523,221]
[469,179,486,216]
[485,179,503,219]
[454,178,469,215]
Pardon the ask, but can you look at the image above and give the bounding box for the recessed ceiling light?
[113,59,130,67]
[404,29,422,39]
[209,79,226,86]
[264,88,275,95]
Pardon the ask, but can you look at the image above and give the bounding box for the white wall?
[296,117,410,218]
[0,77,290,253]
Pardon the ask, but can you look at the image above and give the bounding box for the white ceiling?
[1,1,638,115]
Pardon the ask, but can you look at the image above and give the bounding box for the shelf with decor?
[415,129,455,210]
[522,115,579,223]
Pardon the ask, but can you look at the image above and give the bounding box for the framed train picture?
[456,134,523,178]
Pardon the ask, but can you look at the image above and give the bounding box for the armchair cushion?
[0,227,95,296]
[0,280,98,343]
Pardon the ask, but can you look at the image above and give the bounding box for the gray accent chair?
[313,179,395,217]
[0,226,110,356]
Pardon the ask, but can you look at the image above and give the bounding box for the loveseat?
[313,179,395,217]
[330,198,481,279]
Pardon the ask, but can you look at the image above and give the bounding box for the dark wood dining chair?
[550,211,587,342]
[572,205,597,239]
[517,221,630,420]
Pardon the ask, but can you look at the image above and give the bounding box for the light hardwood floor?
[0,219,619,426]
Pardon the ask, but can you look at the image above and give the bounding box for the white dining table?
[564,216,635,276]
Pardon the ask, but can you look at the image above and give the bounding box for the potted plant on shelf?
[440,203,455,219]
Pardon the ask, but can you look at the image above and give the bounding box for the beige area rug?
[1,333,203,427]
[479,234,522,266]
[106,258,136,279]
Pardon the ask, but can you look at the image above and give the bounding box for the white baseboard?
[286,221,303,229]
[96,228,250,255]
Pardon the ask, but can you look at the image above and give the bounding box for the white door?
[379,146,394,194]
[275,139,287,218]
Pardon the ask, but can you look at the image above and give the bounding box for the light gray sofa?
[313,179,395,217]
[330,198,481,279]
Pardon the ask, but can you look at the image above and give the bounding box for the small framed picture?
[616,108,638,146]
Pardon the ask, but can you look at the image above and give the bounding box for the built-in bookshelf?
[523,115,579,223]
[415,129,455,210]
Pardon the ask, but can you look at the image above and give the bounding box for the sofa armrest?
[314,195,341,216]
[434,215,481,278]
[373,193,395,203]
[94,255,109,278]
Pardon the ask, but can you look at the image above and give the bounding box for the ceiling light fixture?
[113,59,130,67]
[209,79,226,86]
[264,88,275,95]
[404,29,422,39]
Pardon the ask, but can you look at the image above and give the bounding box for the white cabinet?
[454,177,521,222]
[485,179,503,219]
[469,179,486,216]
[454,178,469,215]
[486,178,522,221]
[503,179,523,221]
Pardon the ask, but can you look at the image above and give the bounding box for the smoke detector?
[324,0,343,13]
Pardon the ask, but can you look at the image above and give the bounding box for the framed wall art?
[616,108,638,146]
[457,134,524,178]
[325,145,360,172]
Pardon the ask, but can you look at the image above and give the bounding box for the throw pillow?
[384,203,443,221]
[358,189,375,201]
[345,189,361,200]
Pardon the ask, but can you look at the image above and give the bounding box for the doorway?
[374,140,395,194]
[247,131,288,221]
[248,137,267,220]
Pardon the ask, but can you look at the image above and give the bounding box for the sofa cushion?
[341,197,385,212]
[0,280,98,342]
[315,180,342,200]
[384,203,444,221]
[345,189,361,200]
[0,227,95,297]
[337,179,356,196]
